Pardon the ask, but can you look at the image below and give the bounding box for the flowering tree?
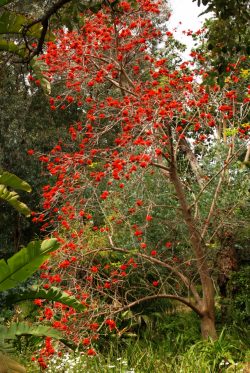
[29,0,249,362]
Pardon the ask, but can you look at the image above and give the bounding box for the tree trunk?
[167,134,217,339]
[200,313,217,340]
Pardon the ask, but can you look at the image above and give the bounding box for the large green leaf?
[0,184,31,216]
[0,322,78,352]
[0,11,42,37]
[0,239,60,292]
[0,322,62,341]
[0,169,31,192]
[0,170,31,215]
[10,286,85,312]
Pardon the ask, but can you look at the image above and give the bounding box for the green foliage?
[0,169,32,216]
[0,322,62,358]
[0,170,31,192]
[0,38,25,57]
[0,184,31,217]
[0,11,40,36]
[30,57,51,94]
[226,265,250,325]
[176,330,245,373]
[0,321,62,341]
[22,326,250,372]
[0,62,80,256]
[193,0,250,77]
[6,285,86,312]
[0,238,59,291]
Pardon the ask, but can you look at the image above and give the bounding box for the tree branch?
[22,0,72,61]
[189,145,244,211]
[78,245,201,304]
[201,146,232,239]
[112,294,203,317]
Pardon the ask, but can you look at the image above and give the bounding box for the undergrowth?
[19,311,249,373]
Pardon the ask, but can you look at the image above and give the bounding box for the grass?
[21,333,249,372]
[14,311,250,372]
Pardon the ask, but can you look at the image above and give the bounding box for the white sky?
[168,0,210,57]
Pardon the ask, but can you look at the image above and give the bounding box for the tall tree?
[24,1,249,359]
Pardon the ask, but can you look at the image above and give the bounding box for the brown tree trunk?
[167,133,217,339]
[200,313,217,340]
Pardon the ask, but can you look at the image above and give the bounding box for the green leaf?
[0,322,62,341]
[0,169,31,192]
[0,11,24,33]
[0,170,32,215]
[12,286,86,312]
[0,239,59,291]
[0,184,31,216]
[0,38,25,57]
[0,11,41,37]
[30,57,51,94]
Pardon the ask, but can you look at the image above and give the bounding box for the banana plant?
[0,322,63,369]
[0,171,82,362]
[0,239,59,292]
[0,322,62,342]
[5,285,85,312]
[0,169,32,217]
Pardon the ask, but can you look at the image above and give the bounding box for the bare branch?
[189,145,244,211]
[112,294,203,317]
[201,146,232,240]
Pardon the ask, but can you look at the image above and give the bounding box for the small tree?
[31,0,249,347]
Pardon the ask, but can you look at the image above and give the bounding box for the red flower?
[136,199,143,206]
[39,155,49,162]
[89,323,99,331]
[59,260,70,268]
[120,1,131,11]
[87,348,96,356]
[105,319,116,330]
[165,241,172,248]
[100,191,109,200]
[82,338,91,346]
[44,307,53,320]
[152,280,159,287]
[151,250,157,256]
[27,149,34,155]
[219,105,232,112]
[34,299,43,306]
